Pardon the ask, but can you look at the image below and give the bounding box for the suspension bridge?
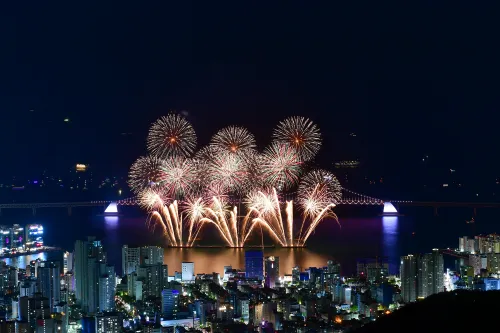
[0,187,399,216]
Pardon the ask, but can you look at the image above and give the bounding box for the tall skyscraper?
[37,261,61,311]
[140,246,164,266]
[63,251,73,274]
[401,250,444,303]
[182,262,195,282]
[137,264,169,298]
[18,293,51,329]
[74,237,115,313]
[122,245,140,276]
[161,289,179,319]
[265,256,279,288]
[292,266,300,284]
[417,249,444,298]
[400,255,417,303]
[99,265,116,312]
[122,245,163,276]
[245,251,264,280]
[74,239,89,306]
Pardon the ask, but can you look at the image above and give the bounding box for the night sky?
[1,3,498,196]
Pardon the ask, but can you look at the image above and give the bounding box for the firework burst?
[202,149,252,195]
[158,157,197,199]
[210,126,256,155]
[147,113,197,158]
[130,114,342,247]
[128,156,166,194]
[260,143,303,191]
[298,169,342,214]
[272,116,321,161]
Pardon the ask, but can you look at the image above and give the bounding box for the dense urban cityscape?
[0,224,500,332]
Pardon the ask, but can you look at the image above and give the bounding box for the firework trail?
[147,113,197,158]
[298,169,342,219]
[245,188,294,246]
[296,169,341,246]
[272,116,321,162]
[139,188,189,246]
[183,197,206,247]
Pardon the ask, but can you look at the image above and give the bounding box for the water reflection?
[382,216,399,274]
[2,252,48,269]
[104,216,119,230]
[162,247,328,276]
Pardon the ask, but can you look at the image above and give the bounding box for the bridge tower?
[104,202,119,216]
[382,202,400,216]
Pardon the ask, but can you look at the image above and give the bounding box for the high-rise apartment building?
[122,245,163,276]
[400,250,444,302]
[137,264,169,298]
[140,246,164,266]
[18,293,51,329]
[292,266,300,284]
[122,245,140,276]
[245,251,264,280]
[182,262,194,282]
[161,289,179,319]
[99,265,116,312]
[265,256,279,288]
[63,251,73,274]
[400,255,417,303]
[37,261,61,311]
[74,237,115,313]
[417,249,444,298]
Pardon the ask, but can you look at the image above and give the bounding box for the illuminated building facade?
[400,255,417,303]
[265,256,279,288]
[161,289,179,319]
[245,251,264,280]
[10,224,24,250]
[0,226,9,252]
[182,262,195,282]
[417,249,444,298]
[25,224,44,249]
